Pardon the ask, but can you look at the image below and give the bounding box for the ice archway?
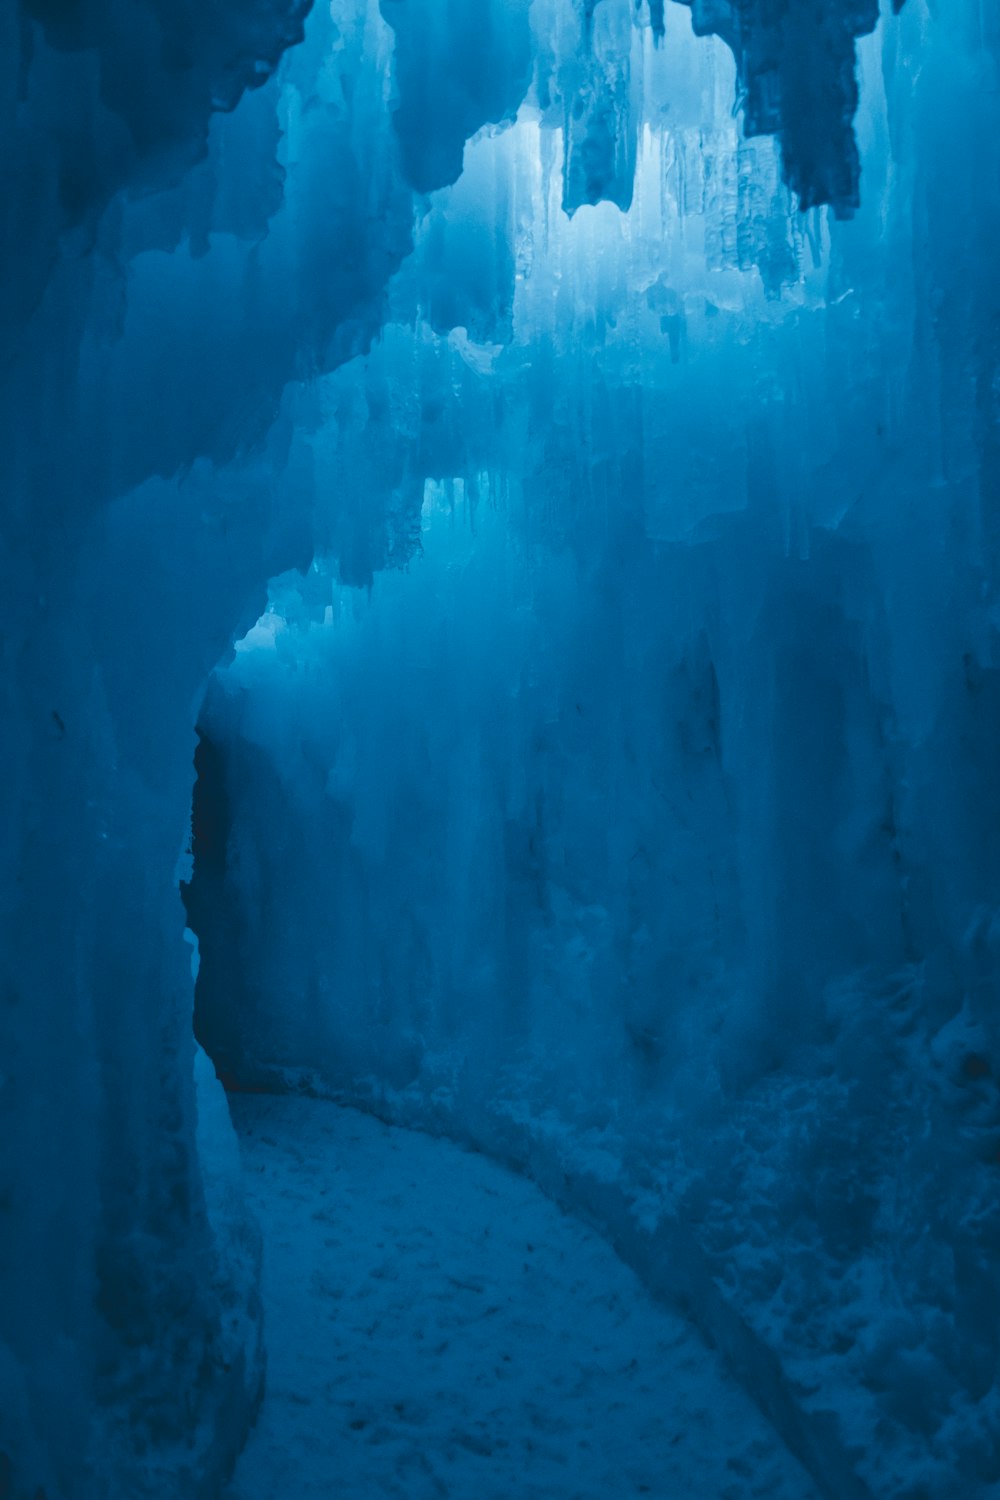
[2,2,999,1498]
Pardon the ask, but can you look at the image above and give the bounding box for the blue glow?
[2,3,998,1497]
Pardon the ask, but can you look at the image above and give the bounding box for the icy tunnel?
[2,1,1000,1497]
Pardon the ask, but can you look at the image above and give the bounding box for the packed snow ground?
[224,1094,821,1500]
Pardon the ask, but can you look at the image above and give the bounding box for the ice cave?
[2,1,999,1496]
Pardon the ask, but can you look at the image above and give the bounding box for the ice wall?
[0,0,412,1492]
[191,4,1000,1498]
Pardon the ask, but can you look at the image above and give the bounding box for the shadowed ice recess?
[2,1,999,1498]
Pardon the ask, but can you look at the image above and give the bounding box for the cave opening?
[183,728,244,1091]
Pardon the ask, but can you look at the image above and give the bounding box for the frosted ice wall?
[1,0,412,1492]
[192,4,1000,1499]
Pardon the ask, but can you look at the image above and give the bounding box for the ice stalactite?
[682,0,884,214]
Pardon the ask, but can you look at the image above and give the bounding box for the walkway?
[224,1094,820,1500]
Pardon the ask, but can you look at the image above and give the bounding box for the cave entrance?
[183,726,246,1091]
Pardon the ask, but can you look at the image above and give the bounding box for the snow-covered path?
[224,1095,821,1500]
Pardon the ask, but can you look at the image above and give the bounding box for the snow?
[224,1093,822,1500]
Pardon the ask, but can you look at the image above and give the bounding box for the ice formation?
[2,0,999,1497]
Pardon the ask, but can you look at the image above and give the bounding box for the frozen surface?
[225,1093,821,1500]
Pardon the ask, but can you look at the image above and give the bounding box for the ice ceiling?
[2,3,1000,1499]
